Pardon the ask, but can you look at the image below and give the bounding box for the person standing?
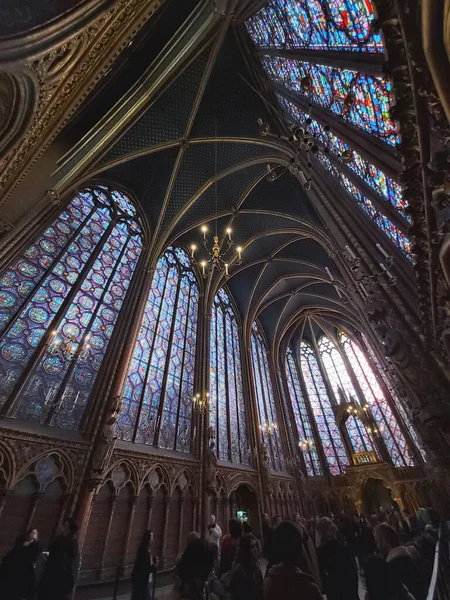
[0,528,42,600]
[206,515,222,551]
[131,530,157,600]
[264,521,322,600]
[173,538,215,600]
[38,519,79,600]
[316,517,359,600]
[220,518,242,576]
[227,534,263,600]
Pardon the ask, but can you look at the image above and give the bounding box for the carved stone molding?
[0,0,163,206]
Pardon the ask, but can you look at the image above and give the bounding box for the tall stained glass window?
[0,186,143,430]
[300,341,349,474]
[339,332,418,466]
[261,56,399,145]
[117,247,199,453]
[246,0,383,53]
[251,323,284,470]
[246,0,413,261]
[285,347,322,476]
[360,334,426,460]
[210,288,249,464]
[318,336,378,458]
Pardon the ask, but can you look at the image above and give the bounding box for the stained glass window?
[0,186,142,430]
[261,56,399,146]
[317,336,378,457]
[300,341,349,474]
[116,247,199,453]
[210,288,250,464]
[246,0,383,53]
[339,331,416,467]
[251,323,285,471]
[276,95,408,221]
[285,347,322,475]
[360,333,426,461]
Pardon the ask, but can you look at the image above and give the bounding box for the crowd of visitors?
[0,505,444,599]
[171,506,443,600]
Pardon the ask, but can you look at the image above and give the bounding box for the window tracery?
[117,246,199,452]
[246,0,383,53]
[210,288,250,464]
[317,336,378,458]
[300,341,349,474]
[261,56,399,145]
[285,347,322,476]
[251,323,284,471]
[340,332,419,466]
[0,186,142,430]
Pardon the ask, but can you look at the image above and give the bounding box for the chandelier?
[259,420,278,435]
[192,390,209,415]
[190,121,243,279]
[48,327,91,362]
[190,226,242,278]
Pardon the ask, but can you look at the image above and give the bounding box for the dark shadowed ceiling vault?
[51,0,406,359]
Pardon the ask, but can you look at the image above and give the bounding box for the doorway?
[230,484,260,537]
[362,477,395,515]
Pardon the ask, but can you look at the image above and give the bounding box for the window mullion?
[153,267,183,448]
[131,260,170,442]
[2,218,117,416]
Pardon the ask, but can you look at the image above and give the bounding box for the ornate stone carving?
[90,395,122,478]
[0,0,163,205]
[205,442,217,492]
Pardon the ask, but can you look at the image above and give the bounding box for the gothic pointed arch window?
[339,331,420,466]
[360,333,426,460]
[285,346,322,476]
[0,186,143,430]
[210,288,250,464]
[246,0,412,260]
[251,323,284,470]
[300,341,349,474]
[317,335,378,459]
[116,246,199,452]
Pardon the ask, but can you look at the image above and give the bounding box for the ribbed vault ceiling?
[63,3,365,355]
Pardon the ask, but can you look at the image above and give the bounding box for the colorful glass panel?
[300,342,349,474]
[251,323,284,471]
[0,188,142,429]
[340,331,415,467]
[261,56,399,145]
[116,247,198,453]
[276,95,408,221]
[318,336,378,457]
[210,288,249,465]
[246,0,383,53]
[285,347,322,475]
[360,334,426,461]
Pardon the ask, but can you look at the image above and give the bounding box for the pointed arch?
[117,246,199,453]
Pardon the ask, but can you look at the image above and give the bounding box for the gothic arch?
[139,464,171,495]
[12,450,74,493]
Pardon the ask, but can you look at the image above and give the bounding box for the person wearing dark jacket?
[227,534,263,600]
[131,530,157,600]
[317,517,359,600]
[38,519,79,600]
[220,518,243,576]
[264,521,322,600]
[374,522,427,600]
[0,528,42,600]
